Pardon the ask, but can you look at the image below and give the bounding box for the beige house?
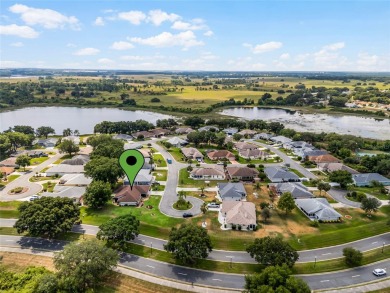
[318,163,359,174]
[190,167,225,180]
[237,129,257,137]
[218,201,257,230]
[234,142,257,151]
[207,150,235,161]
[181,147,204,161]
[239,149,268,160]
[226,166,259,181]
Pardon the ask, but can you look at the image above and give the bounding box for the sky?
[1,0,389,71]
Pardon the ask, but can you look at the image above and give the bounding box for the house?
[166,137,188,147]
[269,182,313,199]
[219,201,257,230]
[296,198,342,222]
[237,129,257,137]
[0,166,14,177]
[150,128,170,138]
[62,136,80,145]
[352,173,390,187]
[270,136,292,145]
[301,149,328,159]
[309,154,340,164]
[45,165,84,176]
[234,142,257,151]
[198,126,219,132]
[190,167,225,180]
[223,128,238,136]
[318,163,359,174]
[254,133,273,140]
[139,149,151,159]
[62,154,90,165]
[113,134,133,142]
[264,166,300,183]
[175,127,194,135]
[239,149,268,160]
[207,150,235,161]
[33,138,58,148]
[41,186,86,204]
[25,150,47,158]
[59,174,92,186]
[124,169,153,186]
[142,158,154,170]
[217,182,247,201]
[226,166,259,181]
[181,147,204,161]
[113,185,150,206]
[132,131,154,139]
[0,157,18,167]
[124,143,143,150]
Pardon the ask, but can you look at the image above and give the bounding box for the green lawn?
[153,154,167,167]
[352,186,389,200]
[41,182,55,192]
[178,168,226,188]
[153,170,167,181]
[53,154,72,164]
[289,168,305,178]
[30,157,49,165]
[166,147,187,162]
[29,176,56,182]
[151,184,165,191]
[3,175,20,185]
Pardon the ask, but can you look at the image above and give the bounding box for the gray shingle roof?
[218,182,247,200]
[353,173,390,185]
[264,167,300,182]
[295,198,341,221]
[272,182,313,198]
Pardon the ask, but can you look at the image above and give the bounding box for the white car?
[29,195,40,201]
[373,269,386,276]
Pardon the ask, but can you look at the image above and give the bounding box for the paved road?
[1,235,390,291]
[0,151,62,200]
[3,219,389,264]
[152,142,204,218]
[327,188,361,208]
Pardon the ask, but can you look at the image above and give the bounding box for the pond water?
[0,107,173,134]
[221,107,390,140]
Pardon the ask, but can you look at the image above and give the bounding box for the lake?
[0,107,173,134]
[221,107,390,140]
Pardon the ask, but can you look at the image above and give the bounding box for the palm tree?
[201,202,208,225]
[199,186,205,197]
[254,182,261,191]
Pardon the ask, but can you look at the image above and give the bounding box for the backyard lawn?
[152,170,167,181]
[30,157,49,165]
[153,154,167,167]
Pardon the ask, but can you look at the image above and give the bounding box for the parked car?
[373,269,386,276]
[29,195,40,201]
[182,213,193,218]
[167,159,172,164]
[207,203,220,208]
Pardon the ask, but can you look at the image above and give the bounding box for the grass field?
[30,157,49,165]
[152,170,167,181]
[153,153,167,167]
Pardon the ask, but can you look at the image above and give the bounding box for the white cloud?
[0,24,39,38]
[66,43,77,48]
[147,9,180,26]
[110,41,134,50]
[323,42,345,51]
[313,42,348,69]
[120,55,165,61]
[357,52,379,69]
[9,4,80,30]
[171,20,206,31]
[98,58,114,64]
[279,53,290,60]
[244,41,283,54]
[94,17,104,26]
[130,31,203,49]
[10,42,24,47]
[0,60,23,68]
[73,47,100,56]
[118,10,146,25]
[204,30,213,37]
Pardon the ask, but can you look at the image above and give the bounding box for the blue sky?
[1,0,389,71]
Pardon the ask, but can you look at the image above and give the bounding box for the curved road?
[1,235,389,291]
[2,219,389,264]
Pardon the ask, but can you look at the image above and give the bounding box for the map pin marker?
[119,149,145,190]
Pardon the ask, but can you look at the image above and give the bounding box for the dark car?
[182,213,193,218]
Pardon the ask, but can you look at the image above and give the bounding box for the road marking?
[212,279,222,281]
[146,265,155,269]
[320,280,329,282]
[178,273,187,276]
[372,241,378,244]
[322,253,331,255]
[352,275,360,278]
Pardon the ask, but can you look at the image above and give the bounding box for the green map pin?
[119,149,145,189]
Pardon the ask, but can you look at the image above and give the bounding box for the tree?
[361,197,381,216]
[0,134,12,157]
[6,132,30,151]
[244,264,310,293]
[317,181,331,196]
[329,170,353,188]
[85,157,124,184]
[90,139,124,159]
[13,125,35,135]
[277,192,295,214]
[97,214,140,247]
[58,139,79,157]
[35,273,59,293]
[16,154,30,171]
[261,207,271,223]
[62,128,72,137]
[164,224,212,264]
[14,197,80,238]
[343,247,363,266]
[233,133,243,141]
[36,126,55,138]
[246,236,299,267]
[54,239,118,292]
[84,180,112,209]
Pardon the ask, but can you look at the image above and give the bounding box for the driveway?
[327,188,361,208]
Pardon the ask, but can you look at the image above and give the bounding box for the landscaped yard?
[0,201,21,218]
[53,154,72,164]
[178,168,226,188]
[41,182,55,192]
[153,170,167,181]
[153,154,167,167]
[29,175,56,182]
[289,168,305,178]
[166,147,186,162]
[30,157,49,165]
[2,175,20,185]
[351,186,389,200]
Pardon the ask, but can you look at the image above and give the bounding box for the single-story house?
[124,169,153,186]
[132,131,154,139]
[234,142,257,151]
[264,166,300,183]
[45,164,84,176]
[198,126,219,132]
[295,198,342,222]
[59,174,92,186]
[0,157,18,167]
[124,143,143,150]
[223,128,239,136]
[175,127,194,135]
[62,136,80,145]
[237,129,257,137]
[352,173,390,187]
[166,137,188,147]
[150,128,170,138]
[190,167,226,180]
[33,138,58,148]
[309,154,340,164]
[113,185,150,206]
[41,186,86,204]
[226,166,259,181]
[181,147,204,161]
[254,133,273,140]
[270,136,292,145]
[0,166,14,177]
[218,201,257,230]
[62,154,90,165]
[217,182,247,201]
[142,158,154,170]
[318,163,359,174]
[139,149,151,159]
[207,150,235,161]
[239,149,268,160]
[269,182,313,199]
[301,149,328,159]
[113,134,133,142]
[25,150,48,158]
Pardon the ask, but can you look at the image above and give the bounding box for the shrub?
[356,192,367,202]
[260,202,269,209]
[247,164,256,168]
[238,225,242,231]
[310,220,319,227]
[232,224,236,230]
